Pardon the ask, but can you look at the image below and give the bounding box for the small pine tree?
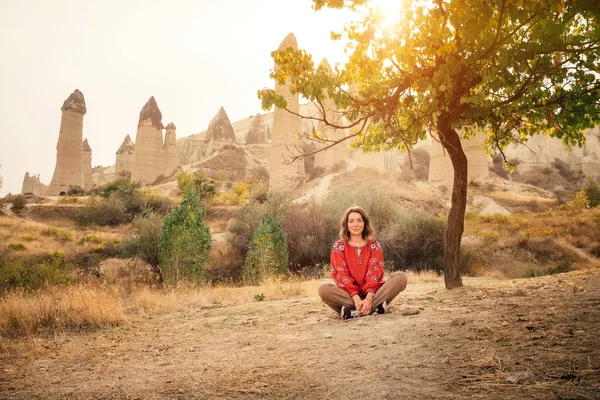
[158,188,212,284]
[243,213,289,283]
[584,178,600,208]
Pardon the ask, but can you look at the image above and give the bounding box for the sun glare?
[372,0,403,28]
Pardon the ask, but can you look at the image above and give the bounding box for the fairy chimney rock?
[138,96,163,129]
[82,138,94,190]
[115,135,135,177]
[164,122,178,176]
[132,97,166,184]
[279,32,298,50]
[61,89,87,114]
[246,114,268,144]
[205,107,236,143]
[116,134,135,155]
[269,33,304,191]
[314,57,347,169]
[47,89,87,195]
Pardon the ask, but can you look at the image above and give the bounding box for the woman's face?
[347,212,365,237]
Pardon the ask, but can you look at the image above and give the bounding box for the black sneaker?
[341,306,359,320]
[375,301,387,315]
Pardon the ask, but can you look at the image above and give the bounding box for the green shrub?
[243,213,289,283]
[124,208,163,281]
[158,189,212,284]
[57,196,79,204]
[8,243,26,251]
[176,171,216,200]
[10,195,27,212]
[0,254,69,292]
[583,178,600,208]
[378,211,446,273]
[75,195,127,226]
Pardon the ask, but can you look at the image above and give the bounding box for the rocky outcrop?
[21,172,47,196]
[314,58,347,169]
[505,127,600,177]
[269,33,305,190]
[82,139,93,191]
[206,107,236,143]
[246,114,268,144]
[132,97,166,184]
[204,107,237,158]
[115,134,135,177]
[164,122,178,176]
[428,132,489,184]
[47,89,87,195]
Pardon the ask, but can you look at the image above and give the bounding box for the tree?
[243,213,289,283]
[258,0,600,288]
[158,188,212,284]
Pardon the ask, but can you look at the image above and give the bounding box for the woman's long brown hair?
[339,206,375,241]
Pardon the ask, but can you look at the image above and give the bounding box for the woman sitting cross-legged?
[318,206,408,320]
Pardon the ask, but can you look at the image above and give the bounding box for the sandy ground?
[1,269,599,400]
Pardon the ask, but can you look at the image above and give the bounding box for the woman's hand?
[352,295,362,310]
[358,296,373,316]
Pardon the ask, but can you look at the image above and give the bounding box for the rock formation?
[246,114,268,144]
[245,114,271,161]
[131,97,166,184]
[82,139,93,191]
[47,89,87,196]
[21,172,47,196]
[164,122,178,176]
[115,134,135,177]
[428,132,490,184]
[206,107,236,143]
[314,58,347,169]
[504,127,600,177]
[269,33,305,191]
[204,107,237,158]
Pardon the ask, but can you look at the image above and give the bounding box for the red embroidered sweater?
[330,239,385,297]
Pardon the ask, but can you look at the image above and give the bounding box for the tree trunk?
[438,119,467,289]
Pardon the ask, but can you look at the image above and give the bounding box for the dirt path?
[2,270,599,399]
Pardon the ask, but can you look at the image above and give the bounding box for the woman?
[318,206,408,319]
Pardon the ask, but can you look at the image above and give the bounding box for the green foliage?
[176,171,216,200]
[379,212,446,273]
[158,189,212,284]
[254,293,265,302]
[8,243,26,251]
[57,196,78,204]
[75,195,127,226]
[583,179,600,208]
[0,253,69,292]
[125,208,163,276]
[243,213,289,283]
[10,195,27,212]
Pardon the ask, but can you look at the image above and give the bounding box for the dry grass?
[0,214,124,261]
[0,285,126,337]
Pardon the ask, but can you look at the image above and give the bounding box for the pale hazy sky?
[0,0,354,195]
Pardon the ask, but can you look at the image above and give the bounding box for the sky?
[0,0,356,196]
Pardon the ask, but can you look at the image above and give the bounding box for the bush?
[124,208,163,281]
[10,195,27,213]
[158,189,212,284]
[176,171,216,200]
[583,178,600,208]
[243,213,289,283]
[378,212,446,272]
[8,243,26,251]
[57,196,78,204]
[75,195,127,226]
[0,253,69,292]
[67,185,85,196]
